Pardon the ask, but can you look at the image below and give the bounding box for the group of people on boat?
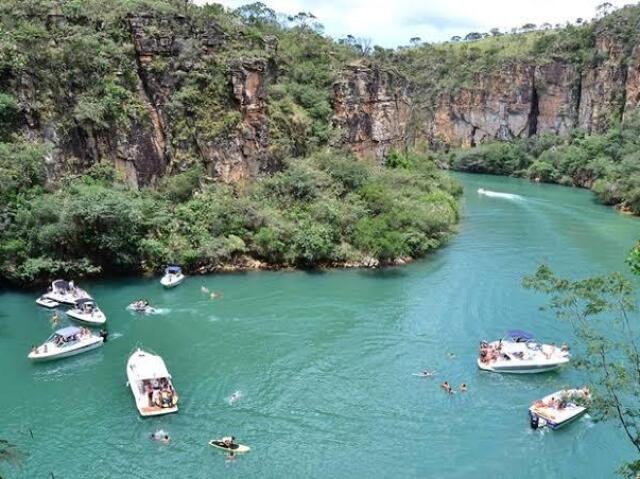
[532,387,590,410]
[478,340,502,364]
[130,299,151,311]
[144,378,178,409]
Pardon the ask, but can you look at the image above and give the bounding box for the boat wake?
[227,390,243,405]
[477,188,523,200]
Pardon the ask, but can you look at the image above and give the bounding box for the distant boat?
[127,300,157,315]
[66,298,106,326]
[160,266,185,288]
[28,326,105,362]
[126,348,179,417]
[477,188,522,200]
[529,388,590,429]
[477,330,570,374]
[40,279,92,305]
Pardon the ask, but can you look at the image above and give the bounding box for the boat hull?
[29,338,103,362]
[477,358,565,374]
[67,310,106,326]
[160,274,184,288]
[208,441,250,453]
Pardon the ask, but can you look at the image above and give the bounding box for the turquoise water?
[1,173,638,478]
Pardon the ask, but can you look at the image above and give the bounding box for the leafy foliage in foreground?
[0,148,460,284]
[523,260,640,478]
[440,114,640,213]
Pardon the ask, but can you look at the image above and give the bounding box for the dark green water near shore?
[1,173,638,478]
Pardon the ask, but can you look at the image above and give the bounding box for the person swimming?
[460,383,468,393]
[150,430,170,444]
[228,391,242,405]
[420,370,435,377]
[441,381,454,394]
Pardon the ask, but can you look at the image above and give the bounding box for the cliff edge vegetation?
[0,0,461,285]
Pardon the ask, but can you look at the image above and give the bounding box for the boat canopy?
[74,298,95,307]
[130,352,171,381]
[507,329,535,342]
[52,279,71,290]
[55,326,82,339]
[166,266,182,274]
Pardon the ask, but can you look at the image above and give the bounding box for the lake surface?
[1,173,638,478]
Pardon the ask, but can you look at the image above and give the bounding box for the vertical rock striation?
[332,65,410,160]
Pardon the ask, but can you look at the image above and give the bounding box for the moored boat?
[529,388,590,429]
[160,266,184,288]
[66,298,106,326]
[28,326,105,362]
[477,330,570,374]
[126,348,179,417]
[35,296,60,308]
[41,279,92,305]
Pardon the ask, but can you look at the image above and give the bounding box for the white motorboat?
[41,279,92,305]
[477,330,570,374]
[66,298,106,326]
[28,326,106,362]
[35,296,60,308]
[529,388,590,429]
[160,266,184,288]
[126,348,179,417]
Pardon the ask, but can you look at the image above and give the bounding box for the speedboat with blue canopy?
[28,326,106,362]
[66,298,106,326]
[477,330,570,374]
[160,265,185,288]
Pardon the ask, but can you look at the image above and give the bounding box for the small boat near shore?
[35,296,60,308]
[160,266,185,288]
[28,326,106,362]
[41,279,92,305]
[529,388,590,429]
[477,330,570,374]
[66,298,106,326]
[126,348,179,417]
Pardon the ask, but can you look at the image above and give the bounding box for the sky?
[198,0,632,47]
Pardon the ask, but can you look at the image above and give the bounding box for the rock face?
[13,12,274,187]
[126,14,273,184]
[333,65,410,160]
[333,28,640,155]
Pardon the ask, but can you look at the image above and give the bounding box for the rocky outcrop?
[127,14,273,184]
[578,33,628,133]
[202,58,270,183]
[333,65,410,160]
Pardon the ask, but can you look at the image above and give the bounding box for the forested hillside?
[0,0,460,285]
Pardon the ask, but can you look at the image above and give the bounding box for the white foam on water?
[227,390,243,405]
[477,188,523,200]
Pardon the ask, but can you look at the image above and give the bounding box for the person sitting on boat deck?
[31,345,37,354]
[561,343,570,353]
[221,436,236,447]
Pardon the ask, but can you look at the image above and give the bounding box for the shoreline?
[0,255,417,292]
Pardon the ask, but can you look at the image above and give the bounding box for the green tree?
[523,264,640,477]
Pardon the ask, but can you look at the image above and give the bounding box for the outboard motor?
[99,329,109,343]
[530,414,539,430]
